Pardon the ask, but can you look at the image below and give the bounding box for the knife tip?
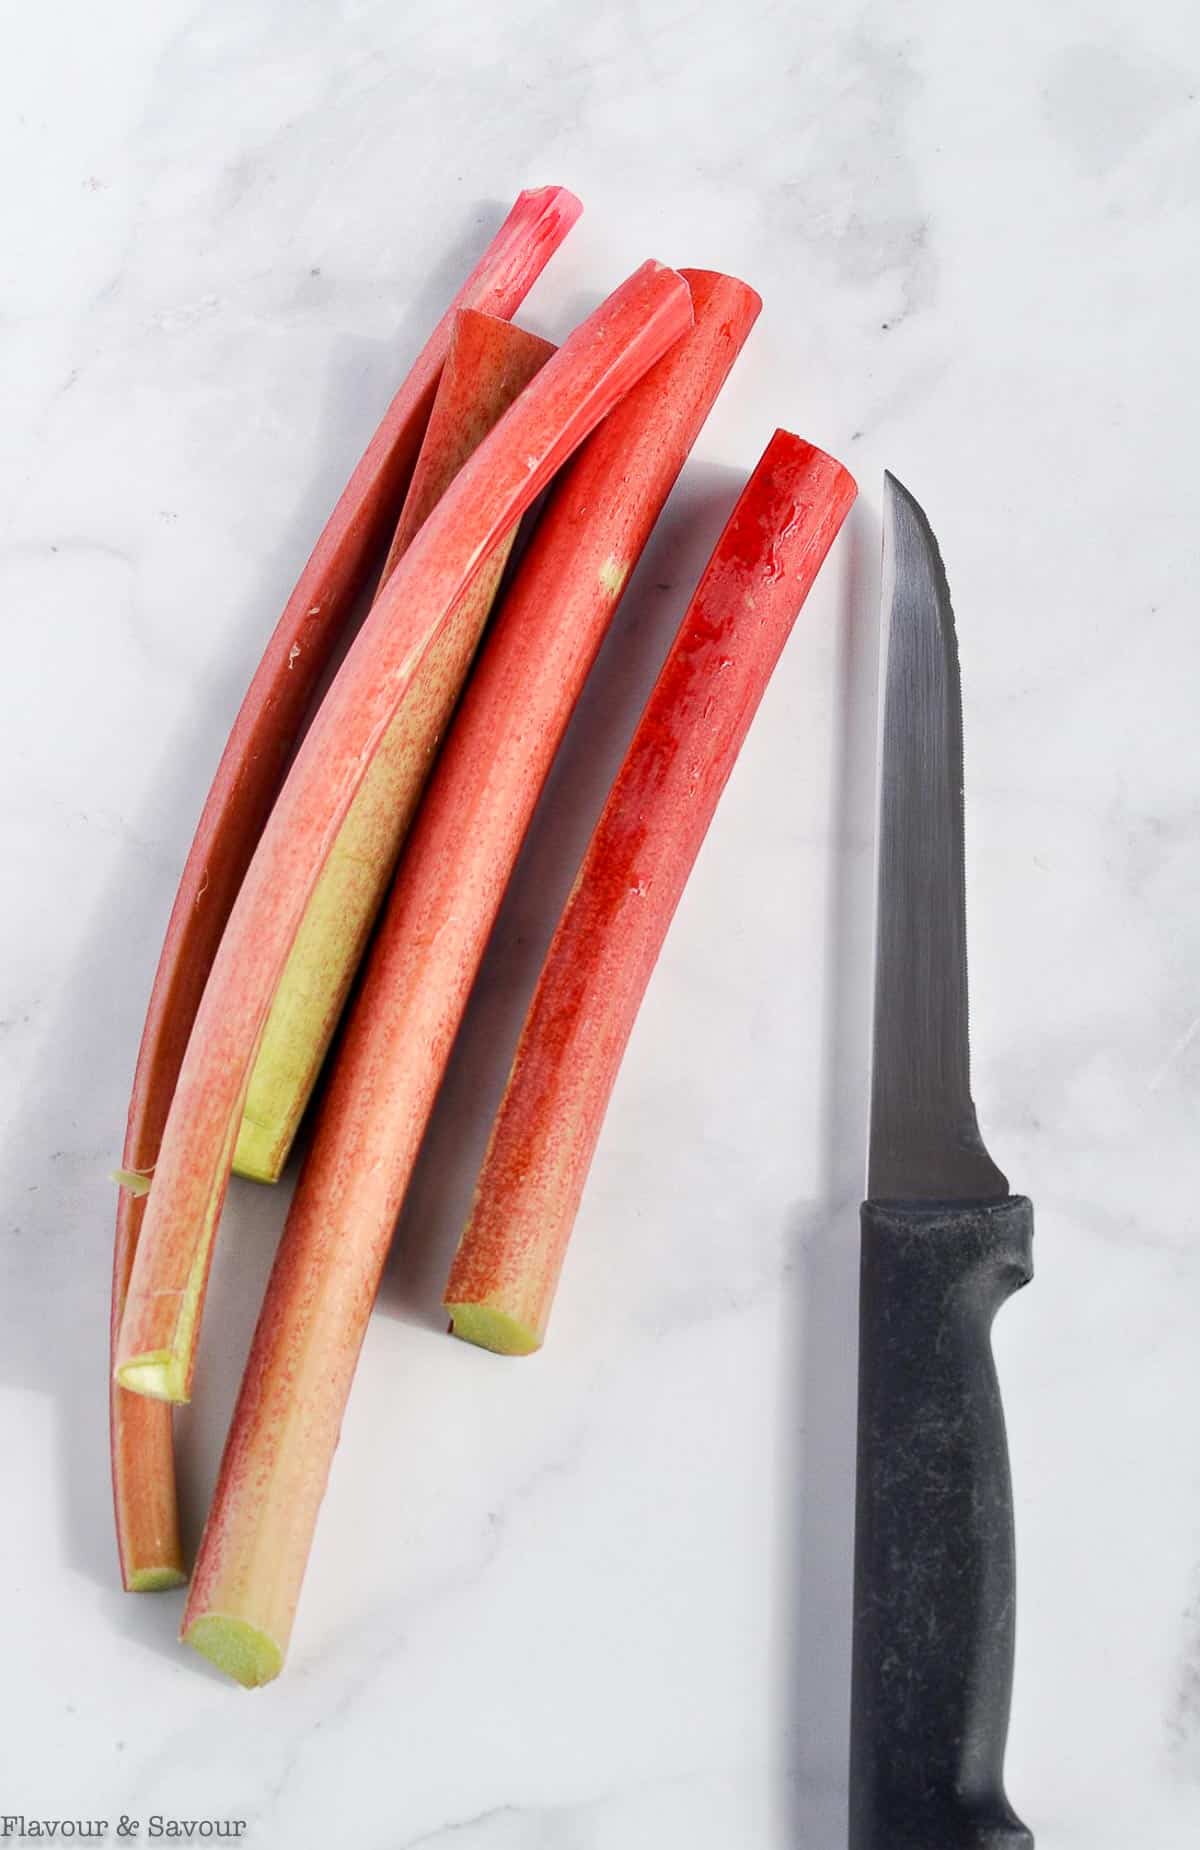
[881,472,945,576]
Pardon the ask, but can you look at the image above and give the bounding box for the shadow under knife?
[783,496,879,1848]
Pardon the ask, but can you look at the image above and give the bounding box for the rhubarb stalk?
[444,429,857,1353]
[115,260,693,1407]
[180,270,757,1685]
[110,185,581,1589]
[233,311,554,1185]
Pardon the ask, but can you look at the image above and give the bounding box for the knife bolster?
[849,1194,1034,1850]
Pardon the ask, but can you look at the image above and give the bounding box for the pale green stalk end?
[128,1565,188,1593]
[184,1615,284,1689]
[446,1301,543,1357]
[115,1352,189,1404]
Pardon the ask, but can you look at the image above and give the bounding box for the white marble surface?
[3,0,1199,1843]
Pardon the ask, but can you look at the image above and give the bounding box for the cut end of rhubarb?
[520,184,583,228]
[116,1353,189,1404]
[184,1615,283,1689]
[232,1123,285,1186]
[128,1564,188,1593]
[446,1301,543,1357]
[112,1168,153,1197]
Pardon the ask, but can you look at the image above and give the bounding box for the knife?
[848,475,1033,1850]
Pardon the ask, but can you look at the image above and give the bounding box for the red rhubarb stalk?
[233,310,555,1186]
[179,271,758,1684]
[444,429,857,1353]
[110,186,580,1589]
[115,261,693,1408]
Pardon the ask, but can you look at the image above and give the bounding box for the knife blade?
[848,475,1034,1850]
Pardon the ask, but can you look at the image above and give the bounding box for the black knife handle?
[849,1195,1034,1850]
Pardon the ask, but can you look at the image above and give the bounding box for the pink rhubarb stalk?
[115,260,693,1409]
[110,184,581,1589]
[233,309,555,1185]
[179,270,758,1685]
[444,429,857,1353]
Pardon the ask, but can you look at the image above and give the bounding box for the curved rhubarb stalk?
[233,311,555,1185]
[115,260,693,1409]
[110,186,581,1589]
[179,271,757,1685]
[444,429,857,1353]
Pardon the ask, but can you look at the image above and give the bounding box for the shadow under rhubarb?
[376,459,748,1332]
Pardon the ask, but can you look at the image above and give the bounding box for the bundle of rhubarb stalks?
[110,187,857,1687]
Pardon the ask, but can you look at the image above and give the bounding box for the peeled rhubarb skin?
[444,430,858,1353]
[180,271,756,1684]
[108,185,580,1585]
[115,260,694,1408]
[234,311,555,1185]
